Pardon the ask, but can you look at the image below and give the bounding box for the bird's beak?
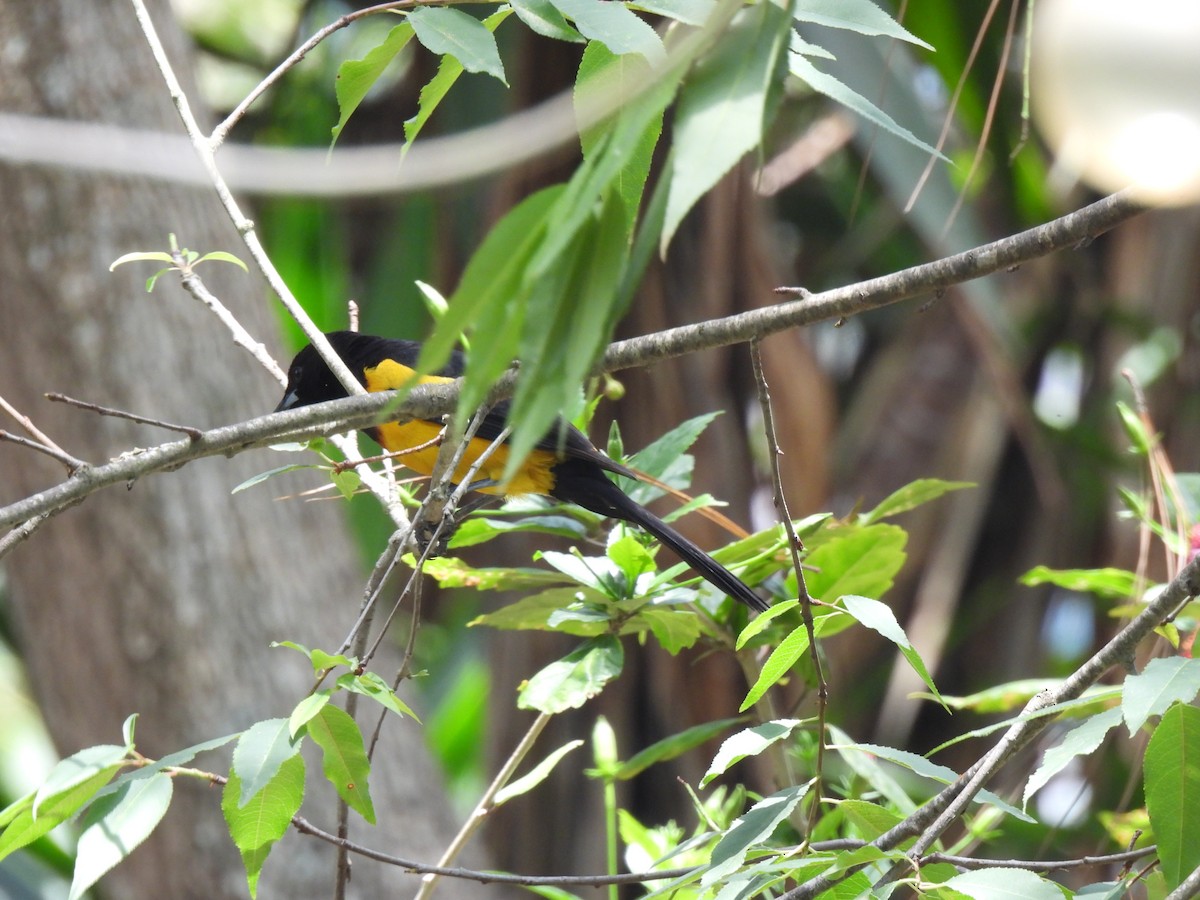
[274,390,299,413]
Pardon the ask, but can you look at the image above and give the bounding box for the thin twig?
[416,712,554,899]
[922,844,1155,873]
[750,340,821,800]
[0,393,73,459]
[45,392,203,439]
[0,430,87,473]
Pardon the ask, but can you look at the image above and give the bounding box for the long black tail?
[551,461,769,613]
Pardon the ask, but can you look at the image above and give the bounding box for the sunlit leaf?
[408,7,507,83]
[518,636,624,713]
[1123,656,1200,735]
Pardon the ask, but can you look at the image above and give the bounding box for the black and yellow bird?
[276,331,768,613]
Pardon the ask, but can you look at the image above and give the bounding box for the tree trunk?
[0,2,480,896]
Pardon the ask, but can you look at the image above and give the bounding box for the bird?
[276,331,768,613]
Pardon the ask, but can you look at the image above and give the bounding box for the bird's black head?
[274,331,369,412]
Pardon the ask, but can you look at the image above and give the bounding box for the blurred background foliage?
[2,0,1197,891]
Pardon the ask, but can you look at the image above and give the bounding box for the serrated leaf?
[403,9,512,154]
[231,719,301,807]
[663,1,790,253]
[0,757,121,861]
[69,774,173,900]
[332,23,415,144]
[223,756,306,897]
[1020,565,1137,602]
[288,692,332,738]
[803,523,907,603]
[841,595,943,706]
[793,0,932,49]
[495,740,585,805]
[859,479,974,524]
[518,635,624,713]
[702,720,806,787]
[701,783,811,887]
[1024,707,1122,808]
[789,51,942,158]
[511,0,584,41]
[943,867,1065,900]
[34,745,128,818]
[409,7,507,84]
[741,614,848,711]
[307,704,376,824]
[336,671,420,721]
[1123,656,1200,735]
[549,0,664,62]
[616,717,742,781]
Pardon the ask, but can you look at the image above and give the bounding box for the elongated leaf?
[942,867,1065,900]
[789,50,941,158]
[663,1,790,252]
[618,717,743,780]
[336,671,420,721]
[511,0,583,42]
[702,719,807,787]
[841,594,942,705]
[408,7,506,84]
[33,744,128,818]
[518,636,624,713]
[793,0,932,49]
[495,741,585,805]
[629,0,715,26]
[403,9,512,154]
[1124,656,1200,735]
[231,719,301,807]
[859,479,974,524]
[1146,705,1200,890]
[223,756,306,897]
[70,774,173,900]
[701,782,811,886]
[0,758,121,861]
[332,24,415,144]
[289,691,332,739]
[1024,707,1122,807]
[307,704,375,824]
[549,0,664,62]
[1020,565,1138,601]
[741,614,847,711]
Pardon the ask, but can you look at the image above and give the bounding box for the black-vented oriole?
[276,331,768,613]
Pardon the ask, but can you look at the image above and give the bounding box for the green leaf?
[616,717,743,781]
[196,250,248,271]
[1019,565,1137,602]
[639,607,704,654]
[803,523,907,603]
[1123,656,1200,735]
[735,599,798,649]
[510,0,583,42]
[622,412,720,499]
[449,514,586,549]
[336,671,421,721]
[330,468,360,500]
[548,0,664,62]
[942,867,1066,900]
[1145,705,1200,891]
[231,719,302,807]
[471,588,601,633]
[332,23,415,144]
[231,464,313,494]
[271,640,358,676]
[840,595,943,706]
[408,7,507,84]
[789,49,942,159]
[662,1,790,253]
[403,9,512,153]
[109,250,174,270]
[702,719,806,787]
[701,782,812,887]
[793,0,932,49]
[307,704,376,824]
[420,555,571,590]
[740,614,848,711]
[0,747,124,862]
[838,798,903,841]
[1024,707,1122,808]
[1116,400,1154,456]
[495,740,585,805]
[222,756,306,897]
[859,479,974,524]
[288,692,332,738]
[518,636,624,713]
[629,0,715,26]
[69,774,173,900]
